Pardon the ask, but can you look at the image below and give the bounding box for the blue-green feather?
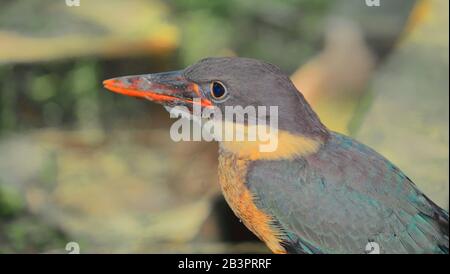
[246,132,449,254]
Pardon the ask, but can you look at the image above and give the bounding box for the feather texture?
[246,132,449,254]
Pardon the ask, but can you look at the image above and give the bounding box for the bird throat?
[218,121,323,161]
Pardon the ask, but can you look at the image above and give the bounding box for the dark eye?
[210,81,227,100]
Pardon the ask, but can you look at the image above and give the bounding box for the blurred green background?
[0,0,448,253]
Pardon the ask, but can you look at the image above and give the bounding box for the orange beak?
[103,70,212,109]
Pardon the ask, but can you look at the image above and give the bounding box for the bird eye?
[210,81,228,101]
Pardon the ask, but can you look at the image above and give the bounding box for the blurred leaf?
[171,0,332,70]
[0,0,179,63]
[354,0,449,209]
[30,74,57,102]
[0,184,25,218]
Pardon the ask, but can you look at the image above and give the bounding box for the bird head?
[103,57,329,159]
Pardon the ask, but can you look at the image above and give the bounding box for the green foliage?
[170,0,332,71]
[0,67,17,132]
[64,60,101,129]
[0,184,25,218]
[30,74,57,102]
[1,217,68,253]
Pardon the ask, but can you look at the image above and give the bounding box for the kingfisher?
[103,57,449,254]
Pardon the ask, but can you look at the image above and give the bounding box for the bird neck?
[218,122,324,161]
[217,93,329,160]
[278,87,330,142]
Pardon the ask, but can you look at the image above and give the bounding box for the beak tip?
[103,78,115,87]
[103,78,122,93]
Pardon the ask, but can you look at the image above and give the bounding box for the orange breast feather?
[218,151,286,253]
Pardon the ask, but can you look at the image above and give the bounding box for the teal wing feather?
[247,132,449,254]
